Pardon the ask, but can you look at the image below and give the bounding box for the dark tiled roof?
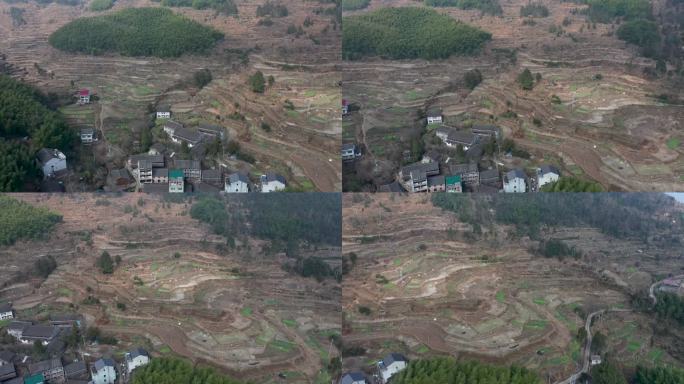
[264,173,286,184]
[173,160,200,170]
[152,168,169,178]
[506,169,527,180]
[64,361,87,378]
[539,164,560,176]
[128,348,149,359]
[383,353,407,366]
[340,372,366,384]
[22,325,59,340]
[28,358,62,375]
[37,148,64,164]
[228,173,250,184]
[0,303,12,313]
[0,363,16,377]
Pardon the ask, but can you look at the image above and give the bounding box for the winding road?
[555,275,683,384]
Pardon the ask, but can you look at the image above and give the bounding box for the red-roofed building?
[78,89,90,104]
[342,99,349,115]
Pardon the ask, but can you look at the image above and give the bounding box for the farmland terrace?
[0,193,341,384]
[341,194,684,382]
[342,0,684,191]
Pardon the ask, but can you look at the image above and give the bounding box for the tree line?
[156,0,237,15]
[342,7,491,60]
[131,357,243,384]
[0,195,62,246]
[0,75,75,191]
[49,8,224,58]
[424,0,502,16]
[391,357,541,384]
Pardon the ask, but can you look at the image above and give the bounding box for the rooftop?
[0,303,12,313]
[228,172,250,184]
[21,325,59,340]
[28,358,62,375]
[127,348,149,359]
[169,169,184,179]
[37,148,66,164]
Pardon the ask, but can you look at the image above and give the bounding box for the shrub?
[248,71,266,93]
[89,0,113,11]
[463,69,483,90]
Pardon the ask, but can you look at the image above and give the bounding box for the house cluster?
[396,160,501,194]
[0,304,151,384]
[341,143,361,162]
[503,165,560,193]
[36,149,67,179]
[125,153,286,194]
[659,277,684,294]
[340,353,408,384]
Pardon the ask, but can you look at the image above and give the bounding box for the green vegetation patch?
[0,196,62,245]
[131,357,243,384]
[343,7,491,60]
[424,0,502,16]
[268,339,296,353]
[240,307,253,317]
[49,8,223,57]
[533,297,547,305]
[89,0,113,11]
[525,319,549,330]
[496,291,505,303]
[392,357,541,384]
[282,319,297,327]
[157,0,237,15]
[342,0,369,11]
[666,137,680,150]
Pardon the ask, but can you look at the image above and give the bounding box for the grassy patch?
[533,297,547,305]
[268,339,296,352]
[158,345,172,354]
[666,137,680,150]
[282,319,297,327]
[496,291,505,303]
[304,90,317,97]
[416,345,430,354]
[525,319,549,330]
[286,110,300,119]
[240,307,253,316]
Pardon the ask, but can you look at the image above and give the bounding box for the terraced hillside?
[0,193,341,384]
[341,194,684,383]
[0,0,341,191]
[343,0,684,191]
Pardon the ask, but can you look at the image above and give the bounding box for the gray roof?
[28,358,62,375]
[80,128,94,135]
[0,350,15,363]
[0,303,12,313]
[426,107,442,117]
[0,363,15,377]
[402,162,439,178]
[447,130,477,145]
[264,173,286,184]
[427,175,445,187]
[449,162,478,175]
[340,372,366,384]
[3,378,23,384]
[201,169,222,181]
[383,353,408,366]
[506,169,527,181]
[164,120,183,131]
[228,172,250,184]
[197,124,223,134]
[152,168,169,178]
[173,127,202,144]
[128,348,149,359]
[64,361,87,378]
[22,325,59,340]
[341,143,356,151]
[92,358,115,372]
[539,164,560,176]
[7,321,31,331]
[471,124,500,134]
[173,159,200,170]
[110,168,133,181]
[37,148,64,164]
[157,105,170,112]
[130,154,164,166]
[377,181,406,193]
[479,169,500,181]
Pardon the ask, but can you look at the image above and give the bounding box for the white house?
[0,304,13,320]
[125,348,150,373]
[378,353,408,383]
[37,148,67,178]
[80,128,95,144]
[78,89,90,104]
[156,105,171,119]
[163,120,183,136]
[340,372,366,384]
[342,143,358,161]
[426,107,442,124]
[261,173,287,193]
[342,99,349,115]
[536,165,560,189]
[591,355,602,366]
[225,173,250,193]
[90,358,116,384]
[503,169,527,193]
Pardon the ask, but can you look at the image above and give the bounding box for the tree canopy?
[634,366,684,384]
[341,0,369,11]
[539,177,604,192]
[654,291,684,326]
[424,0,502,16]
[0,195,62,245]
[584,0,652,23]
[156,0,237,15]
[391,357,541,384]
[342,7,491,60]
[131,357,243,384]
[616,19,660,48]
[49,8,224,58]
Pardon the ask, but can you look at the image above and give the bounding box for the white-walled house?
[225,173,250,193]
[125,348,150,373]
[378,353,408,383]
[80,128,95,144]
[426,107,442,124]
[260,173,287,193]
[0,304,13,320]
[503,169,527,193]
[90,358,116,384]
[536,165,560,189]
[156,105,171,119]
[340,372,366,384]
[37,149,67,178]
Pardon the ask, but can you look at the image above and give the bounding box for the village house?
[90,358,116,384]
[28,358,65,383]
[128,154,165,170]
[479,168,501,188]
[63,361,88,381]
[0,362,16,382]
[378,353,408,383]
[128,155,164,185]
[168,169,184,193]
[19,325,59,345]
[37,149,67,178]
[147,143,166,156]
[342,99,349,116]
[0,304,13,320]
[399,161,440,193]
[201,169,223,187]
[471,124,501,139]
[173,159,201,180]
[108,168,135,191]
[377,181,406,192]
[421,150,442,164]
[504,169,527,193]
[445,175,463,193]
[426,107,442,125]
[171,127,203,148]
[137,160,154,184]
[591,355,602,365]
[342,143,359,161]
[77,89,90,105]
[435,126,478,150]
[340,372,366,384]
[49,314,82,329]
[152,168,169,184]
[427,175,445,193]
[79,128,94,144]
[163,120,183,136]
[198,123,226,140]
[536,165,560,189]
[156,105,171,119]
[6,321,31,338]
[261,173,287,193]
[448,163,479,187]
[125,348,150,373]
[0,351,15,366]
[225,173,250,193]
